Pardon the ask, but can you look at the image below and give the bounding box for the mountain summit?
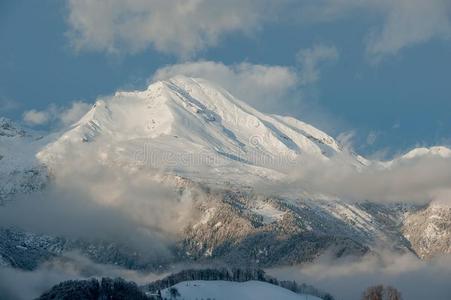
[37,76,361,184]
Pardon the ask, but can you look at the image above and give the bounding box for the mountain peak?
[37,77,353,182]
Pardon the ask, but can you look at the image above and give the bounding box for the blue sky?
[1,0,450,157]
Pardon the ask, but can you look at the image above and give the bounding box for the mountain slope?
[161,280,322,300]
[0,118,48,202]
[0,76,450,272]
[37,76,359,186]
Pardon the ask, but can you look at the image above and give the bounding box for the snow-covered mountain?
[37,76,365,187]
[1,76,450,271]
[401,146,451,159]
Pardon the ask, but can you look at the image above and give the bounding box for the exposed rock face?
[176,183,436,268]
[403,203,451,259]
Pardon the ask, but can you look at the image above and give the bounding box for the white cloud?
[59,101,91,126]
[306,0,451,60]
[270,151,451,205]
[23,109,50,125]
[336,130,356,151]
[22,101,91,127]
[152,61,298,111]
[66,0,280,58]
[65,0,451,61]
[270,251,451,300]
[296,44,339,85]
[365,0,451,60]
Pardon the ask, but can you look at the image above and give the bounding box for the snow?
[401,146,451,159]
[37,76,355,186]
[193,207,216,228]
[0,118,49,200]
[251,202,286,224]
[160,280,322,300]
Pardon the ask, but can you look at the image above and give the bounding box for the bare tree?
[362,285,384,300]
[169,287,180,299]
[362,285,402,300]
[386,286,402,300]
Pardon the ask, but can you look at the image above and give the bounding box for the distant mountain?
[0,118,48,203]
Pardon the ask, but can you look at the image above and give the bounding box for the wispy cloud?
[296,44,339,85]
[365,0,451,61]
[66,0,282,58]
[65,0,451,61]
[23,109,50,125]
[264,150,451,205]
[22,101,91,127]
[269,251,451,300]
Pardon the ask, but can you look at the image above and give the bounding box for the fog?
[260,151,451,205]
[0,252,166,300]
[269,251,451,300]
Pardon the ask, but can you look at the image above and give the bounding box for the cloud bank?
[263,151,451,205]
[65,0,451,60]
[0,253,164,300]
[66,0,282,58]
[364,0,451,60]
[0,134,206,260]
[269,251,451,300]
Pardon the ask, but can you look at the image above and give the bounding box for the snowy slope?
[401,146,451,159]
[377,146,451,169]
[37,76,357,186]
[160,280,322,300]
[0,118,48,201]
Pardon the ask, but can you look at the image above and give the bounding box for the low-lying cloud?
[269,251,451,300]
[264,150,451,205]
[0,135,205,258]
[0,253,165,300]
